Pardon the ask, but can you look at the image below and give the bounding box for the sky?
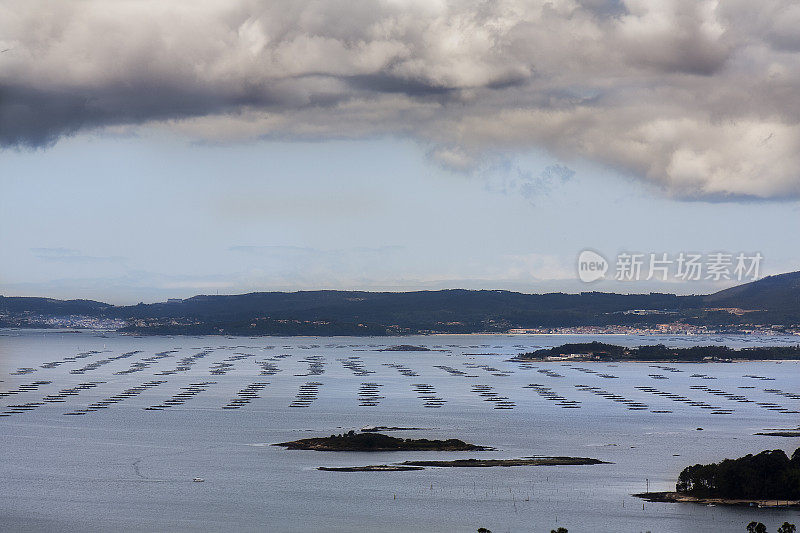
[1,0,800,304]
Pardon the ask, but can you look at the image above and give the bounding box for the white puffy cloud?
[2,0,799,199]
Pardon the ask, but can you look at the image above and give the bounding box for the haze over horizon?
[2,1,800,304]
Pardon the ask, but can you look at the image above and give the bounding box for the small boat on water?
[192,478,204,482]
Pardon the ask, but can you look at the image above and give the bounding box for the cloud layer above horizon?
[2,0,800,199]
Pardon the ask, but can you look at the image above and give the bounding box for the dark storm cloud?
[2,0,800,199]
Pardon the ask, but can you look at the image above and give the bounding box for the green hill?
[2,270,799,334]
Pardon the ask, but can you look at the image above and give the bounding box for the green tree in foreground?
[747,522,767,533]
[551,528,568,533]
[778,523,797,533]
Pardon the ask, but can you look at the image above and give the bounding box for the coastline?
[3,326,798,338]
[634,492,800,508]
[514,357,800,363]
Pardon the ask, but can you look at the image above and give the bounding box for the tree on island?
[518,343,800,362]
[551,528,568,533]
[677,448,800,500]
[778,523,797,533]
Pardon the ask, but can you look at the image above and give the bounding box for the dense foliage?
[519,342,800,361]
[2,271,799,334]
[275,431,487,451]
[677,449,800,499]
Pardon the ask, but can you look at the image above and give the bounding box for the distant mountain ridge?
[1,271,798,334]
[703,270,800,310]
[0,296,111,316]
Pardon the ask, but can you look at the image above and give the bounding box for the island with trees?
[515,342,800,362]
[274,431,493,451]
[636,448,800,507]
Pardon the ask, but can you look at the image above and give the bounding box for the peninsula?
[636,448,800,507]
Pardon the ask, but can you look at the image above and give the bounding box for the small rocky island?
[399,457,609,468]
[378,345,433,352]
[318,457,608,472]
[319,465,425,472]
[754,431,800,437]
[274,431,492,451]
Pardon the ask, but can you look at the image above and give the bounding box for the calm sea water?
[1,330,799,532]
